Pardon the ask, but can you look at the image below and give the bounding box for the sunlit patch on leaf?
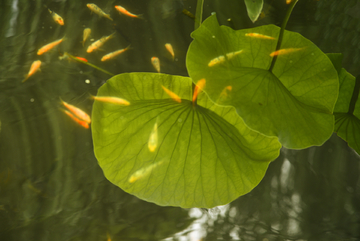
[186,14,339,149]
[92,73,281,208]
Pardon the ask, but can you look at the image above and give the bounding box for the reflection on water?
[0,0,359,240]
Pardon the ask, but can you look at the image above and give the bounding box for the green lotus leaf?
[244,0,263,23]
[92,73,281,208]
[186,14,339,149]
[334,69,360,155]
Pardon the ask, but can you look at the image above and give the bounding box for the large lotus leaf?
[334,69,360,155]
[92,73,281,208]
[186,14,339,149]
[244,0,263,23]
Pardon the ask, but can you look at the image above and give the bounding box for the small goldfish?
[101,45,130,61]
[270,48,303,57]
[75,56,88,62]
[151,57,160,73]
[59,54,88,63]
[182,9,195,19]
[82,28,91,46]
[208,50,243,67]
[86,3,113,21]
[91,95,130,106]
[148,120,158,152]
[245,33,275,40]
[114,5,143,19]
[60,99,91,124]
[23,60,41,82]
[208,55,225,67]
[87,32,115,53]
[226,50,244,59]
[62,109,89,129]
[37,37,65,55]
[48,8,64,25]
[192,78,206,103]
[129,160,164,183]
[165,43,175,60]
[161,86,181,103]
[217,86,232,103]
[286,0,292,4]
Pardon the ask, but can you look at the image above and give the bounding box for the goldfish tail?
[106,14,113,21]
[22,75,29,83]
[137,14,144,20]
[108,32,116,39]
[87,93,96,100]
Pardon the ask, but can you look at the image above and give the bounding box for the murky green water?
[0,0,359,240]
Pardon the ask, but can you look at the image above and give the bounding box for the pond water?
[0,0,359,240]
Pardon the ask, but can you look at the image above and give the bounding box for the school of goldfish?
[23,3,181,131]
[22,1,303,183]
[24,3,176,83]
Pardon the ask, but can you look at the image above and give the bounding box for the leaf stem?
[64,52,115,76]
[268,0,298,72]
[194,0,204,30]
[348,74,360,115]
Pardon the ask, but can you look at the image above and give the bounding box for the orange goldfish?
[161,86,181,103]
[101,45,131,61]
[37,37,65,55]
[86,3,113,21]
[192,78,206,103]
[62,109,89,129]
[165,43,174,60]
[60,99,91,124]
[245,33,275,40]
[129,160,164,183]
[87,32,115,53]
[75,56,88,62]
[151,57,160,73]
[91,95,130,106]
[270,48,303,57]
[226,50,244,59]
[82,28,91,46]
[114,5,143,19]
[286,0,292,4]
[23,60,41,82]
[48,8,64,25]
[217,86,232,102]
[208,55,225,67]
[59,54,88,63]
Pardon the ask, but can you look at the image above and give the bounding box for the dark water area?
[0,0,359,240]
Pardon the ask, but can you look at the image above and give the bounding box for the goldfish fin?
[136,14,144,20]
[22,75,29,83]
[106,14,113,21]
[108,32,116,39]
[88,93,96,100]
